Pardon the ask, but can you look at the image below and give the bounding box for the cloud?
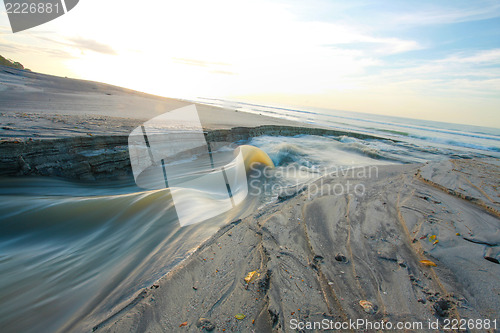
[22,34,116,56]
[324,37,421,55]
[67,37,117,55]
[0,43,23,53]
[438,49,500,64]
[335,47,500,102]
[0,25,11,33]
[392,2,500,26]
[0,32,73,58]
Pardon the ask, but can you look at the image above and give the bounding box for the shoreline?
[1,65,396,181]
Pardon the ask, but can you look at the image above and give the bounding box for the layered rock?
[0,126,385,180]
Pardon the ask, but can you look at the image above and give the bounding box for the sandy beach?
[0,66,312,139]
[2,0,500,331]
[0,66,499,333]
[93,159,500,333]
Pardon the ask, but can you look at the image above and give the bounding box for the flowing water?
[200,98,500,160]
[1,101,499,332]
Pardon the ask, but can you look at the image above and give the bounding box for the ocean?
[0,100,499,332]
[199,98,500,162]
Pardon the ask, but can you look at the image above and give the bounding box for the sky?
[1,0,499,128]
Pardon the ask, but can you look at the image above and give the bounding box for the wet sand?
[94,159,500,333]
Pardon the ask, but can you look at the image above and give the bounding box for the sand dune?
[0,65,307,140]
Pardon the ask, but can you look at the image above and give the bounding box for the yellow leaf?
[428,235,436,242]
[420,259,437,267]
[244,271,260,284]
[359,300,375,314]
[235,313,246,320]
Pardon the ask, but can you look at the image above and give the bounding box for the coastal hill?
[0,54,30,71]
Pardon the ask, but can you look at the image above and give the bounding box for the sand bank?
[0,65,311,139]
[92,158,500,333]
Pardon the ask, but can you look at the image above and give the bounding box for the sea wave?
[411,135,500,153]
[265,142,310,166]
